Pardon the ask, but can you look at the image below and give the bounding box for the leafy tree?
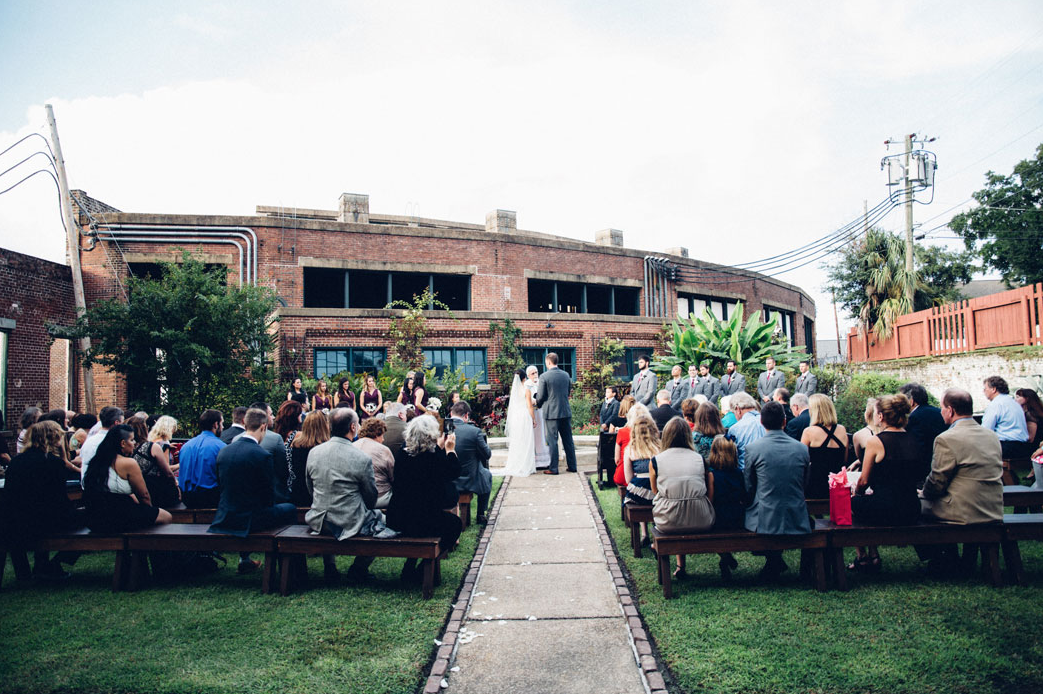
[950,142,1043,287]
[66,252,278,434]
[824,228,974,338]
[653,303,807,377]
[385,287,453,371]
[577,337,625,395]
[488,318,523,391]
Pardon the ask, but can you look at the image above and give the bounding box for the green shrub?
[811,364,853,400]
[835,372,905,431]
[569,391,598,427]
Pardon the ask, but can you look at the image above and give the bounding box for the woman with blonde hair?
[312,380,333,412]
[613,401,648,485]
[800,395,849,499]
[132,415,181,508]
[623,415,660,507]
[851,398,880,467]
[287,410,332,506]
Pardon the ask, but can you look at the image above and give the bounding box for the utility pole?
[863,199,869,235]
[832,289,842,359]
[46,104,95,415]
[903,133,915,307]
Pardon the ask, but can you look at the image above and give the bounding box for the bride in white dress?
[502,368,537,477]
[526,365,552,469]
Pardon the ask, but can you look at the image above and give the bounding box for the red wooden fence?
[848,283,1043,362]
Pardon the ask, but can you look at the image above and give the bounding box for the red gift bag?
[829,484,852,526]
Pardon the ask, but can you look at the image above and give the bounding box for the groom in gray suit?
[535,352,577,474]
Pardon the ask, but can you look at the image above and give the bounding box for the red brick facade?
[0,248,76,428]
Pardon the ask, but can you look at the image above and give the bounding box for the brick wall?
[0,248,76,429]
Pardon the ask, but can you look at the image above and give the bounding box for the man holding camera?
[451,401,493,525]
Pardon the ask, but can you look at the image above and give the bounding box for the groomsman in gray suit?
[694,363,721,405]
[666,365,688,410]
[720,360,746,398]
[535,352,577,474]
[794,360,817,396]
[757,356,786,403]
[630,354,656,407]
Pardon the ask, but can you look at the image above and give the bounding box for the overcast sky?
[2,1,1042,339]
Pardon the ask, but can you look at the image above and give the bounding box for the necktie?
[690,378,695,388]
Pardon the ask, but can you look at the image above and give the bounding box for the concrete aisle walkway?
[446,473,647,694]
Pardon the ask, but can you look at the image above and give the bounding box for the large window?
[804,317,815,354]
[522,347,576,378]
[303,268,471,310]
[423,347,487,382]
[527,279,639,316]
[314,347,386,378]
[763,305,795,346]
[678,293,737,321]
[612,346,654,382]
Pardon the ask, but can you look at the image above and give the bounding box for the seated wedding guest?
[800,394,848,500]
[358,376,382,420]
[307,408,395,583]
[39,409,78,476]
[383,403,409,456]
[650,417,715,579]
[451,401,493,524]
[354,417,395,509]
[693,402,725,460]
[16,407,42,454]
[235,402,286,466]
[386,415,463,581]
[773,388,793,424]
[396,372,416,405]
[692,394,709,406]
[681,398,698,431]
[80,406,125,486]
[287,410,332,506]
[785,393,810,441]
[650,389,682,432]
[84,425,172,533]
[69,413,97,454]
[719,395,737,429]
[220,407,248,444]
[609,395,635,432]
[900,382,947,480]
[312,380,334,412]
[623,416,660,508]
[133,415,181,509]
[613,402,649,486]
[39,408,70,430]
[707,434,745,579]
[2,421,83,579]
[178,409,226,508]
[743,401,811,580]
[728,392,764,470]
[1016,388,1043,452]
[851,398,879,467]
[287,377,309,412]
[209,408,297,572]
[848,394,921,572]
[274,400,304,444]
[982,376,1030,463]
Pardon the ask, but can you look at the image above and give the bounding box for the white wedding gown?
[502,375,537,477]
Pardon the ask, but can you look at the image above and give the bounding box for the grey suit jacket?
[383,416,407,457]
[631,369,656,407]
[743,430,812,535]
[720,372,746,397]
[667,378,689,410]
[921,418,1004,524]
[536,367,573,420]
[794,372,818,396]
[453,418,493,495]
[305,436,378,540]
[694,376,721,405]
[757,370,786,401]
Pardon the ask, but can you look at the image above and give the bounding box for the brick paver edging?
[422,476,512,694]
[581,472,671,694]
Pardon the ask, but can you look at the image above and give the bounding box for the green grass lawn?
[592,481,1043,694]
[0,477,500,694]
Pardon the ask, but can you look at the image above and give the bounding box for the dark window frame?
[422,347,488,383]
[526,279,639,316]
[313,347,387,378]
[303,268,471,311]
[521,347,577,379]
[677,293,736,321]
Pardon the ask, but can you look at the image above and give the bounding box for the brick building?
[0,247,76,429]
[65,190,816,407]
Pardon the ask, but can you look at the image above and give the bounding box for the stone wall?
[853,347,1043,411]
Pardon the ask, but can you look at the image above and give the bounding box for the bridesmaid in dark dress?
[312,380,333,412]
[412,372,430,411]
[287,378,310,412]
[848,393,921,572]
[358,375,383,420]
[334,378,355,411]
[397,372,415,406]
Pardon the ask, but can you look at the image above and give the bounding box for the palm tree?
[857,232,923,340]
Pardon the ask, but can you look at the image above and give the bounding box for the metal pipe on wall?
[96,234,246,287]
[99,224,258,284]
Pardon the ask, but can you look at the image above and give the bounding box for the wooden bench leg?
[983,543,1003,587]
[10,550,31,581]
[434,558,442,587]
[262,552,276,594]
[814,550,828,592]
[112,550,129,592]
[631,519,642,559]
[1002,540,1025,586]
[832,549,849,591]
[126,551,148,592]
[460,502,471,528]
[422,559,435,599]
[660,552,673,598]
[279,554,293,596]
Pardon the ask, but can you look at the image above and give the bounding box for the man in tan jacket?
[918,388,1004,576]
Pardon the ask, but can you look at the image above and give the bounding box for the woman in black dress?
[800,394,849,500]
[131,415,182,509]
[83,425,173,533]
[287,378,310,412]
[848,393,921,572]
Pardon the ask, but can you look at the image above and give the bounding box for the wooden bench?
[166,505,309,524]
[1004,485,1043,513]
[458,493,474,528]
[1,528,128,591]
[1000,513,1043,585]
[121,524,288,594]
[274,525,444,598]
[651,526,829,597]
[817,518,1005,590]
